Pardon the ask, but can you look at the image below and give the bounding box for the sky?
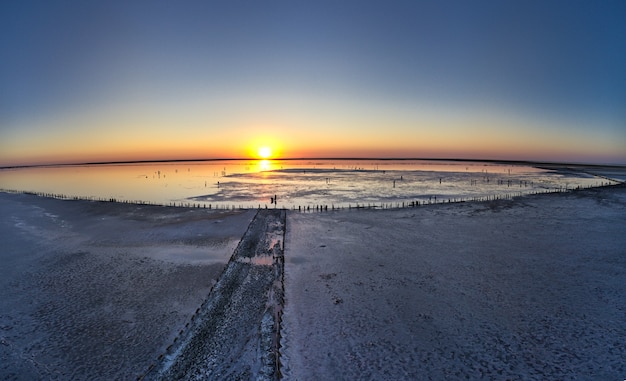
[1,0,625,166]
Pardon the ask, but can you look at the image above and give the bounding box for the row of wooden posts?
[0,182,614,212]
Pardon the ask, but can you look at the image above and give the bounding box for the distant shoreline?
[2,157,625,170]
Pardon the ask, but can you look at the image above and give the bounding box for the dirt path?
[149,209,286,380]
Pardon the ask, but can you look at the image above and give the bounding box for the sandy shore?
[2,182,625,379]
[281,184,626,379]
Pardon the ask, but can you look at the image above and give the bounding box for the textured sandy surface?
[0,193,255,380]
[282,185,626,380]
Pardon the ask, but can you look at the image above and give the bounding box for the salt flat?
[282,184,626,380]
[1,183,625,380]
[0,193,255,379]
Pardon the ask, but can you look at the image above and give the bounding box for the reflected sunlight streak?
[259,159,271,171]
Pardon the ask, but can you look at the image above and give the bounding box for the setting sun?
[258,146,272,159]
[244,138,283,160]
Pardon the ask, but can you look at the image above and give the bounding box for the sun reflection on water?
[259,160,271,171]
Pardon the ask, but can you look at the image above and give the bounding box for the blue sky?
[1,0,625,165]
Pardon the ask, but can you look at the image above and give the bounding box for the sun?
[258,146,272,159]
[247,138,281,159]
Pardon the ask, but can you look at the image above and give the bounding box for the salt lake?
[0,160,617,209]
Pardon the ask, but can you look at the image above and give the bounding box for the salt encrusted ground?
[0,193,255,380]
[2,181,625,380]
[281,184,626,380]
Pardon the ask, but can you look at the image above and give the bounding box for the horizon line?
[2,157,625,170]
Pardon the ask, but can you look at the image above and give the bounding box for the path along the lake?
[149,209,286,380]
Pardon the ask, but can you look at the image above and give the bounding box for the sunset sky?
[1,0,625,166]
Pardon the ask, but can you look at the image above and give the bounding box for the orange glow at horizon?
[1,112,625,166]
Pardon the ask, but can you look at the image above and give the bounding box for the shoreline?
[2,177,622,214]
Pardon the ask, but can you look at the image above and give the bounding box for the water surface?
[0,160,612,209]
